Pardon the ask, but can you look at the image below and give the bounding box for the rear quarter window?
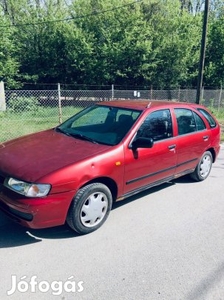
[197,108,217,128]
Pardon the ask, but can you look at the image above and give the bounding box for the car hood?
[0,129,111,182]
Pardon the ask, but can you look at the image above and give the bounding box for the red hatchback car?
[0,100,221,234]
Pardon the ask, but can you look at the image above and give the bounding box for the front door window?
[136,109,173,141]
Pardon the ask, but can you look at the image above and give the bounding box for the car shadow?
[0,176,196,248]
[0,214,78,248]
[112,175,196,210]
[171,174,195,184]
[112,181,175,210]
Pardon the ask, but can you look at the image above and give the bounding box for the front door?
[123,109,177,196]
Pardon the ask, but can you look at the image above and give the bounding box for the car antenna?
[147,102,151,108]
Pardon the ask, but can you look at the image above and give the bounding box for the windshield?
[56,105,141,145]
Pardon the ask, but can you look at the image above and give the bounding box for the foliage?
[8,96,39,113]
[205,15,224,86]
[0,14,20,87]
[0,0,223,88]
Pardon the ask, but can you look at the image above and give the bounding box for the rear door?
[173,108,211,176]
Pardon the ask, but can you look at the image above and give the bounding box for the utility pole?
[196,0,209,104]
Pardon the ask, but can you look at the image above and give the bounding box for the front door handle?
[168,144,176,150]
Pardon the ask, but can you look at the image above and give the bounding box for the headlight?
[4,178,51,197]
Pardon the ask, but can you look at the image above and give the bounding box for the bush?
[0,111,5,118]
[8,97,39,113]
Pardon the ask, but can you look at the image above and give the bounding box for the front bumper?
[0,187,76,229]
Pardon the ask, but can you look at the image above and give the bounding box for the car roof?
[97,100,199,111]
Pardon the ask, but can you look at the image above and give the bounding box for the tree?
[0,6,20,87]
[145,0,202,88]
[67,0,155,86]
[0,0,223,88]
[10,0,72,83]
[179,0,204,14]
[205,15,224,86]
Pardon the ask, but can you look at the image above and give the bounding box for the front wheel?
[190,151,213,182]
[66,183,113,234]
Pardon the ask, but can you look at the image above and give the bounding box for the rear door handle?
[203,135,209,141]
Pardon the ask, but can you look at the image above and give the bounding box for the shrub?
[8,97,39,113]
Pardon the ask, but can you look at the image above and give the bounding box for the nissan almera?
[0,100,221,234]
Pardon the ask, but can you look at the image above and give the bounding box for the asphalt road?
[0,145,224,300]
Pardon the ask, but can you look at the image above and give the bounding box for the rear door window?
[175,108,206,135]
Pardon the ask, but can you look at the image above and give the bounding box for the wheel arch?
[206,147,216,163]
[81,177,118,203]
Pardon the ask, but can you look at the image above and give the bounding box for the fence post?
[58,83,62,124]
[111,84,114,100]
[201,86,204,104]
[218,84,222,111]
[0,81,6,111]
[150,85,153,100]
[178,87,180,101]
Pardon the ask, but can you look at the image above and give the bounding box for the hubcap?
[80,192,108,227]
[200,154,212,178]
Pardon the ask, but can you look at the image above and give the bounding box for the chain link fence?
[0,84,223,142]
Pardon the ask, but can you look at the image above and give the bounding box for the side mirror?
[131,137,154,150]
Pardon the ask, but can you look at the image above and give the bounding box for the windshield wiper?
[56,128,98,144]
[69,133,98,144]
[55,127,71,136]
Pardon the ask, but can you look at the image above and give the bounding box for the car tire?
[66,183,113,234]
[190,151,213,182]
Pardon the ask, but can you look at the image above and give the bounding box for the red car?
[0,100,221,234]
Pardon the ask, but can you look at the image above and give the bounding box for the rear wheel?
[66,183,112,234]
[190,151,213,182]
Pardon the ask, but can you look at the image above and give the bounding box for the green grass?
[0,105,224,143]
[0,106,82,142]
[208,107,224,141]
